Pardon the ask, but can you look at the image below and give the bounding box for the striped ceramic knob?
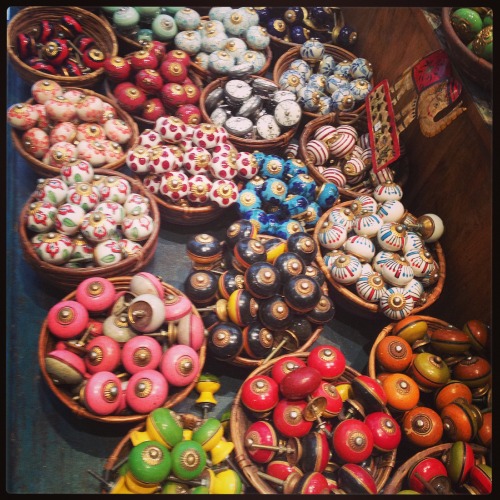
[330,254,363,285]
[377,222,407,252]
[317,220,348,250]
[353,212,383,238]
[356,271,387,303]
[344,235,376,263]
[349,195,378,216]
[322,167,346,188]
[380,254,415,287]
[379,286,414,320]
[327,132,356,159]
[328,206,355,232]
[404,247,437,277]
[342,157,366,179]
[313,125,337,142]
[305,139,329,166]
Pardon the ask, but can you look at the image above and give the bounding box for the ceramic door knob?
[273,399,313,438]
[159,344,200,387]
[47,300,89,339]
[241,374,279,415]
[45,348,88,385]
[331,418,374,464]
[83,370,123,415]
[122,335,163,374]
[84,335,121,375]
[126,369,169,414]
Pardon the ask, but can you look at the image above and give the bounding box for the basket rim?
[18,168,160,285]
[383,442,488,494]
[38,277,207,424]
[313,200,446,318]
[272,44,373,121]
[367,315,455,379]
[199,74,299,150]
[7,6,118,86]
[230,351,397,494]
[10,86,139,177]
[440,7,492,73]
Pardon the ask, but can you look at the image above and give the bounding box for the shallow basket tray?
[230,351,397,494]
[38,278,207,424]
[298,113,409,200]
[224,234,328,369]
[382,442,488,494]
[272,44,374,124]
[7,6,118,88]
[441,7,492,90]
[18,169,160,291]
[313,201,446,320]
[11,87,139,178]
[100,412,204,491]
[367,315,454,380]
[199,75,299,155]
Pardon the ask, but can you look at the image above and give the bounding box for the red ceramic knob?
[364,411,401,453]
[121,335,163,374]
[84,335,121,374]
[75,277,116,314]
[331,418,374,464]
[142,98,166,122]
[408,457,448,493]
[164,49,191,67]
[83,371,123,415]
[175,103,201,126]
[266,460,302,481]
[310,381,343,418]
[244,420,278,463]
[272,399,313,438]
[299,431,330,473]
[351,374,388,413]
[116,85,147,115]
[130,49,159,71]
[270,356,307,385]
[337,463,377,495]
[47,300,89,340]
[293,472,330,494]
[307,345,346,381]
[468,464,492,494]
[81,48,105,71]
[159,344,199,387]
[160,83,187,108]
[103,56,131,82]
[159,59,188,83]
[280,366,322,400]
[125,369,169,414]
[135,69,164,94]
[241,374,280,414]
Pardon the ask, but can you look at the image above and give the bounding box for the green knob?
[471,26,493,62]
[192,418,224,451]
[451,8,483,43]
[413,352,451,387]
[190,486,211,494]
[128,440,172,485]
[170,440,207,481]
[149,408,184,448]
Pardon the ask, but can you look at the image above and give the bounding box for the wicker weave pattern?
[19,169,160,291]
[313,201,446,319]
[11,87,139,178]
[230,352,397,493]
[7,6,118,87]
[38,278,207,424]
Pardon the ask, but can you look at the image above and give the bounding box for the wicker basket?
[441,8,492,90]
[313,201,446,320]
[11,87,139,178]
[18,169,160,291]
[199,75,299,155]
[298,113,410,200]
[38,278,207,424]
[383,442,488,494]
[102,68,204,132]
[7,6,118,88]
[273,45,374,124]
[367,316,454,380]
[100,412,204,492]
[230,352,397,494]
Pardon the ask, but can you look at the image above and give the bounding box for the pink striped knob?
[327,133,356,159]
[336,125,358,141]
[342,157,366,179]
[122,335,163,374]
[305,139,329,166]
[47,300,89,340]
[321,167,346,188]
[159,345,200,387]
[313,125,337,142]
[126,369,169,414]
[83,371,123,415]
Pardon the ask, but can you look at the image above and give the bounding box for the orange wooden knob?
[381,373,420,413]
[434,380,473,412]
[402,406,443,448]
[375,335,413,373]
[476,409,492,448]
[452,355,491,388]
[440,401,478,442]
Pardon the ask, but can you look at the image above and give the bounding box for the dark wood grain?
[343,7,492,326]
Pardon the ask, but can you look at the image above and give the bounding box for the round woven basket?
[230,351,397,494]
[272,45,374,124]
[11,87,139,178]
[100,412,204,492]
[18,169,160,291]
[367,315,454,380]
[313,201,446,320]
[298,113,409,200]
[7,6,118,88]
[38,278,207,424]
[223,235,328,369]
[441,7,492,90]
[199,75,299,155]
[383,442,488,494]
[102,68,204,132]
